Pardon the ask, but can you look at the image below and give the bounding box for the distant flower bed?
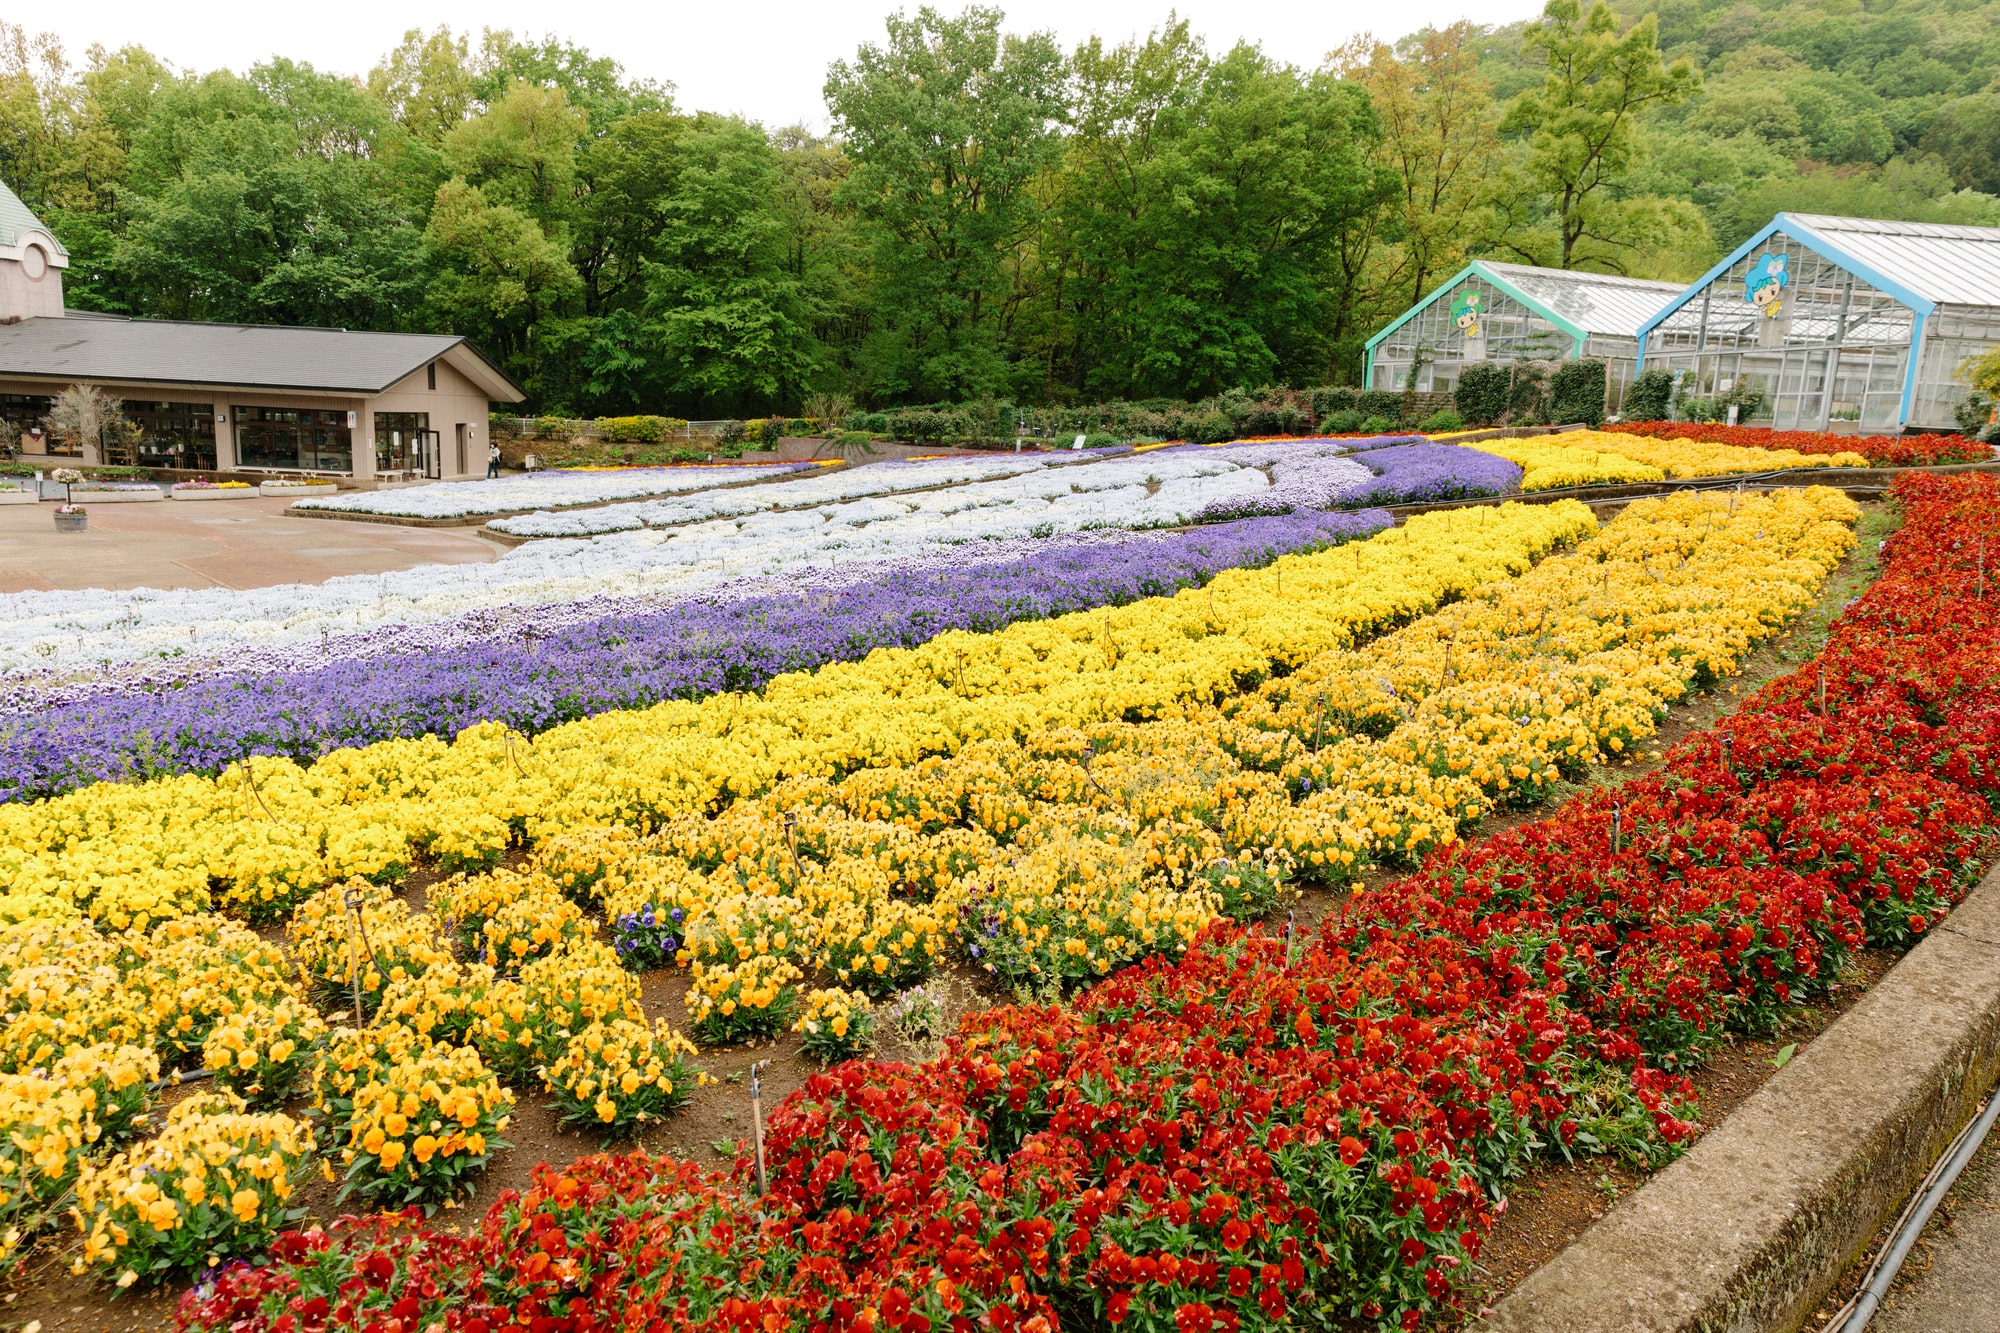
[1609,421,1989,468]
[71,482,159,493]
[170,480,251,491]
[292,463,827,519]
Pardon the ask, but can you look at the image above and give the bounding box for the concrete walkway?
[1869,1131,2000,1332]
[0,493,500,592]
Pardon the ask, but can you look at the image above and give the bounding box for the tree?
[1331,24,1501,312]
[367,27,476,148]
[43,383,130,459]
[422,177,580,385]
[1501,0,1699,269]
[824,6,1066,401]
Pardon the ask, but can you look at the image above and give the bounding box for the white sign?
[1073,433,1086,450]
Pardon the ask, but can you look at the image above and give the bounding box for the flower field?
[0,511,1389,801]
[138,472,1998,1333]
[486,450,1129,538]
[1608,421,1990,468]
[0,439,1459,685]
[290,461,832,519]
[1,475,1887,1314]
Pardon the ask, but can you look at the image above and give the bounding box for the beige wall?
[371,358,490,480]
[0,250,65,323]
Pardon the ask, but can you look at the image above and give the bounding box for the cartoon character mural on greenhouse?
[1451,289,1484,339]
[1745,252,1791,318]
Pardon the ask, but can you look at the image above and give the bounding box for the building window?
[427,363,436,391]
[375,412,429,473]
[234,406,353,473]
[0,393,55,454]
[123,401,217,470]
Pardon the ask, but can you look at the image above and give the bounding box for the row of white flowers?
[485,450,1126,537]
[0,448,1328,682]
[289,461,827,518]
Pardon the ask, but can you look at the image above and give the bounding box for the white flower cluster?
[0,450,1287,681]
[487,452,1103,538]
[289,462,823,519]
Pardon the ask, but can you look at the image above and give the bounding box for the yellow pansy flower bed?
[69,1090,310,1287]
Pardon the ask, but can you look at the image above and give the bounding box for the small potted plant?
[50,467,86,531]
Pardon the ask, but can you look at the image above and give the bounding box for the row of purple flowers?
[0,509,1392,802]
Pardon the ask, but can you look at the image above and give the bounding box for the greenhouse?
[1637,213,2000,433]
[1364,261,1684,413]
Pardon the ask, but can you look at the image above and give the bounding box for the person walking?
[487,442,502,479]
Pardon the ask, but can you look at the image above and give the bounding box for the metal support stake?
[1721,728,1733,770]
[750,1059,772,1196]
[1612,802,1622,855]
[1312,694,1328,753]
[1817,663,1826,716]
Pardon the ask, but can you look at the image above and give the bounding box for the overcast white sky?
[34,0,1535,131]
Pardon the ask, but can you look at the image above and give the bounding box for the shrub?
[1455,363,1511,425]
[1624,368,1674,422]
[1356,389,1405,423]
[1082,431,1119,449]
[1359,414,1398,434]
[1418,408,1466,433]
[1311,386,1359,419]
[888,407,970,444]
[1189,409,1236,444]
[597,416,687,444]
[69,1091,310,1287]
[1327,408,1365,433]
[1550,359,1609,427]
[715,420,747,446]
[544,1018,705,1135]
[1508,363,1552,422]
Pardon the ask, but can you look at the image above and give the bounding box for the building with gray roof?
[0,179,523,481]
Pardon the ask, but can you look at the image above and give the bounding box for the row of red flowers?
[175,475,2000,1333]
[1606,420,1989,468]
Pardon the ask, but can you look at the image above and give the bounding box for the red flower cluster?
[177,475,2000,1333]
[1607,421,1989,468]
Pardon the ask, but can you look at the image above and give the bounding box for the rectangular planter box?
[0,490,34,505]
[68,489,163,503]
[169,487,259,501]
[260,482,339,498]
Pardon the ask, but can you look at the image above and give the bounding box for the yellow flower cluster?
[543,1017,706,1135]
[288,882,449,1012]
[0,503,1591,927]
[1548,429,1868,476]
[470,939,643,1081]
[1463,436,1665,491]
[375,958,495,1045]
[335,1034,512,1209]
[686,954,803,1045]
[0,1041,158,1267]
[794,988,874,1065]
[201,996,329,1107]
[69,1090,310,1286]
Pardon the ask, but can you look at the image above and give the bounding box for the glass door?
[417,430,442,479]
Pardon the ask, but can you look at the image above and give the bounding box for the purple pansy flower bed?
[0,508,1390,802]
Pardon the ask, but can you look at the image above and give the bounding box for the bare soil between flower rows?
[0,496,1912,1333]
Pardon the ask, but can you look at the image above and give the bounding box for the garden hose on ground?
[1818,1088,2000,1332]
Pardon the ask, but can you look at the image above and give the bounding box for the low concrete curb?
[1476,860,2000,1333]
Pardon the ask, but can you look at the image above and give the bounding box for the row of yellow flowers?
[0,501,1594,932]
[1461,428,1870,491]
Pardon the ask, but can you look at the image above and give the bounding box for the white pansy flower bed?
[0,450,1288,681]
[487,451,1110,538]
[290,462,824,519]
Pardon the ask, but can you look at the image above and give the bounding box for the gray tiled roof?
[0,314,521,398]
[0,180,65,257]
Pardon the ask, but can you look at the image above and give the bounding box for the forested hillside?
[0,0,1992,416]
